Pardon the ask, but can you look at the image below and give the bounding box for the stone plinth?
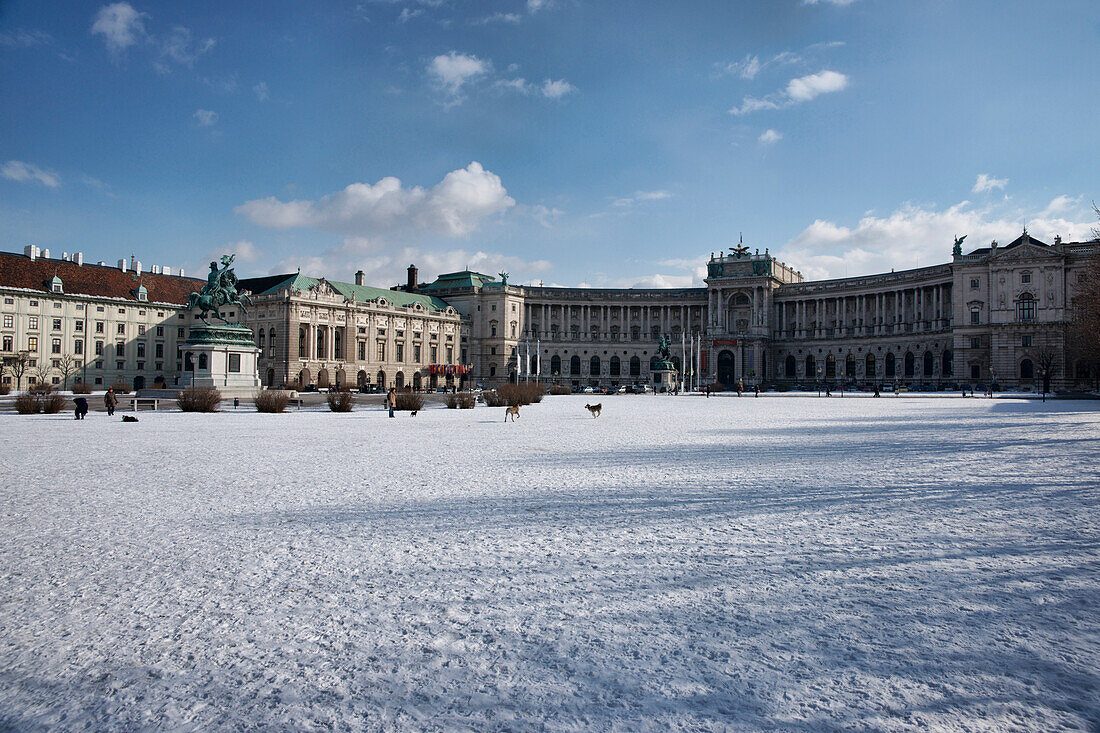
[181,324,260,395]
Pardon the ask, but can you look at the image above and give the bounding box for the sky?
[2,0,1098,288]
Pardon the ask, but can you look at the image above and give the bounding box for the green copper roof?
[241,273,452,312]
[422,270,499,291]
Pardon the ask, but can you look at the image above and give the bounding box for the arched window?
[590,356,600,376]
[489,364,496,377]
[610,356,621,376]
[316,329,325,359]
[942,350,953,377]
[570,355,581,375]
[785,354,796,377]
[298,327,306,358]
[865,353,876,378]
[629,355,641,376]
[550,355,561,375]
[1016,294,1036,322]
[885,352,896,377]
[334,330,342,360]
[258,330,265,351]
[805,354,816,378]
[198,353,208,370]
[825,354,836,378]
[904,351,915,378]
[376,370,386,388]
[395,371,405,388]
[845,354,856,379]
[269,328,276,357]
[923,351,934,377]
[1020,359,1034,380]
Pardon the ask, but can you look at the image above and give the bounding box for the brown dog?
[585,403,601,417]
[505,405,520,422]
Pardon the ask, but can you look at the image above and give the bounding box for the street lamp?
[817,365,823,396]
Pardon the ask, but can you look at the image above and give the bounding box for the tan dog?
[585,403,602,418]
[505,405,520,422]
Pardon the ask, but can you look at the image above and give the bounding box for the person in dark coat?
[74,397,89,420]
[104,387,117,416]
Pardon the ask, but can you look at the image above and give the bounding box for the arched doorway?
[550,355,562,377]
[717,350,735,386]
[357,370,367,388]
[395,371,405,390]
[590,356,600,377]
[133,375,146,391]
[885,353,895,378]
[629,355,641,377]
[266,368,275,387]
[570,355,581,375]
[317,368,330,389]
[413,372,422,391]
[785,354,796,378]
[865,353,876,379]
[805,354,816,381]
[298,368,311,387]
[825,354,836,379]
[376,370,386,389]
[923,351,934,379]
[904,352,915,378]
[335,368,346,389]
[610,356,621,376]
[845,354,856,382]
[1020,359,1034,381]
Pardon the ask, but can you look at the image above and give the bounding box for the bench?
[123,397,162,411]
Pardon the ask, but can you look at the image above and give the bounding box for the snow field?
[1,394,1098,730]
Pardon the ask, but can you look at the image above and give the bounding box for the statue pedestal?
[181,324,260,395]
[653,368,677,393]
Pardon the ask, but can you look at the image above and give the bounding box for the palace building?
[1,232,1096,392]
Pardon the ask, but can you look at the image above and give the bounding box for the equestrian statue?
[188,254,252,325]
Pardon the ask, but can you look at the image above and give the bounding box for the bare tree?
[6,351,31,391]
[56,353,79,390]
[1066,205,1100,389]
[1034,345,1058,398]
[33,361,53,388]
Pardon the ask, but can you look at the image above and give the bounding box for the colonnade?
[774,283,952,339]
[522,301,706,339]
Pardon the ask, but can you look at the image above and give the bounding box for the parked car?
[617,385,629,394]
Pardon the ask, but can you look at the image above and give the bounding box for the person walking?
[387,387,397,418]
[73,396,89,420]
[104,387,117,416]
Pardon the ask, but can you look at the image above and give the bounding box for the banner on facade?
[428,364,472,376]
[711,339,738,346]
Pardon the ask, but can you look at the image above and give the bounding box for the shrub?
[177,387,221,412]
[487,382,547,406]
[445,393,458,409]
[482,390,506,407]
[41,392,66,414]
[394,392,424,412]
[255,390,290,413]
[71,382,92,394]
[548,384,572,395]
[327,389,355,412]
[109,381,131,394]
[283,380,300,391]
[0,383,10,396]
[445,392,476,409]
[15,392,40,414]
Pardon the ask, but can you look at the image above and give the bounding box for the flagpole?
[536,339,541,383]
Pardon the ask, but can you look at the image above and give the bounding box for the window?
[1021,335,1032,347]
[156,326,164,336]
[95,341,104,355]
[490,347,497,355]
[1016,295,1036,322]
[491,325,497,337]
[139,310,146,316]
[75,321,83,332]
[430,346,438,362]
[52,318,62,331]
[177,327,184,338]
[29,316,38,330]
[970,308,980,325]
[28,336,38,352]
[29,300,38,307]
[229,353,241,373]
[138,325,146,336]
[76,304,83,311]
[970,337,980,349]
[396,343,404,362]
[117,323,125,335]
[1021,272,1031,284]
[96,322,104,333]
[136,361,145,371]
[2,315,11,328]
[118,308,125,314]
[413,344,421,362]
[74,339,83,354]
[491,304,496,311]
[53,300,62,307]
[377,342,386,361]
[446,347,452,363]
[155,343,165,359]
[98,306,104,312]
[137,342,146,358]
[116,341,125,356]
[116,361,125,370]
[3,298,11,304]
[358,341,366,361]
[1,336,11,351]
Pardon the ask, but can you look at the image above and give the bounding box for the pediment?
[990,243,1062,263]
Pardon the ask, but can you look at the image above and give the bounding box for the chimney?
[62,252,69,261]
[134,260,142,274]
[75,252,83,266]
[97,261,106,266]
[179,268,185,278]
[407,264,418,291]
[41,248,50,259]
[118,259,128,272]
[162,265,170,276]
[151,265,161,275]
[24,245,38,261]
[355,270,365,286]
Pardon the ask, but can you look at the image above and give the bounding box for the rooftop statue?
[498,271,509,286]
[952,234,968,256]
[189,254,253,325]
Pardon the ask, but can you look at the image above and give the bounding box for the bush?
[283,380,300,391]
[327,389,355,412]
[445,392,476,409]
[72,382,92,394]
[14,392,40,414]
[482,390,505,407]
[548,384,572,396]
[254,390,290,413]
[109,381,131,394]
[177,387,221,412]
[394,392,424,412]
[486,382,546,407]
[41,392,66,414]
[0,383,10,396]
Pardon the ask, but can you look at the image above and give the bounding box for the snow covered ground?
[1,394,1098,731]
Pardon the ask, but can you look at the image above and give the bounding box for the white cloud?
[253,81,269,102]
[1,160,61,188]
[612,190,674,208]
[1042,194,1079,217]
[722,54,762,80]
[270,240,551,288]
[158,25,215,69]
[193,109,218,126]
[0,28,52,47]
[398,7,422,22]
[91,2,147,55]
[775,198,1097,280]
[730,69,849,115]
[759,129,783,144]
[474,12,522,24]
[527,0,550,12]
[523,204,564,228]
[972,173,1008,193]
[541,79,575,98]
[803,0,858,5]
[428,52,490,96]
[236,162,516,238]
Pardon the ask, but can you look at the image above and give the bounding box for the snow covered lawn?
[2,394,1098,730]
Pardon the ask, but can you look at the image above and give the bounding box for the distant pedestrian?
[73,397,88,420]
[705,385,710,398]
[737,380,743,397]
[387,387,397,418]
[873,384,880,397]
[894,385,900,397]
[104,388,117,416]
[825,385,832,397]
[754,384,759,397]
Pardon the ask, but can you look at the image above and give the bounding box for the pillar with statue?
[651,335,678,393]
[181,254,261,394]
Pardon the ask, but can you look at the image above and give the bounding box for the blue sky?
[2,0,1097,287]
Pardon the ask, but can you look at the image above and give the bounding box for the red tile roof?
[0,251,204,305]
